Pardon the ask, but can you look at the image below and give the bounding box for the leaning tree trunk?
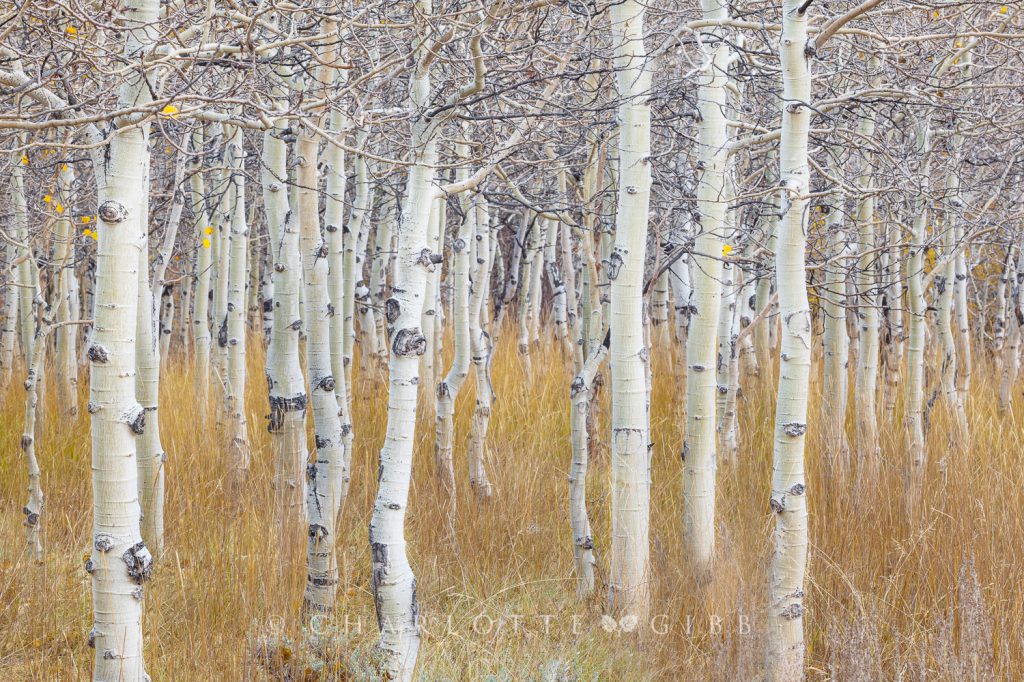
[369,6,438,673]
[435,149,474,529]
[766,0,813,677]
[607,0,652,621]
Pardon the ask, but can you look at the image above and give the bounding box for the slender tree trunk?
[766,0,813,676]
[468,194,493,499]
[821,199,850,479]
[369,8,438,673]
[683,0,730,577]
[263,120,309,565]
[55,162,79,416]
[225,125,251,486]
[297,122,346,615]
[190,128,214,422]
[607,0,652,621]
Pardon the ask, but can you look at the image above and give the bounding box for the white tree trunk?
[189,128,214,421]
[683,0,730,577]
[88,4,159,676]
[263,121,309,563]
[766,0,813,676]
[297,125,346,615]
[607,0,652,621]
[225,125,251,485]
[135,164,165,558]
[55,161,79,417]
[853,97,880,482]
[369,8,438,672]
[821,199,850,478]
[468,195,493,499]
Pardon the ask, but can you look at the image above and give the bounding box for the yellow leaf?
[722,244,733,256]
[83,229,92,237]
[81,216,91,224]
[165,147,172,154]
[62,163,68,172]
[66,26,77,36]
[932,9,940,18]
[55,202,64,214]
[202,238,211,249]
[1000,5,1008,14]
[205,226,214,235]
[20,154,28,165]
[43,194,52,203]
[161,104,178,116]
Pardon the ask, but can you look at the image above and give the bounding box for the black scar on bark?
[385,298,400,324]
[123,542,154,583]
[392,328,426,357]
[87,344,110,364]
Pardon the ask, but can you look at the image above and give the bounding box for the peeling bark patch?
[94,533,115,552]
[780,603,804,620]
[87,344,110,364]
[782,422,806,437]
[606,250,624,281]
[385,298,400,324]
[124,404,146,435]
[392,328,426,357]
[309,524,328,541]
[122,542,154,583]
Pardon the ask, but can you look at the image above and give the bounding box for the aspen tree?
[468,194,493,499]
[683,0,731,577]
[263,117,309,561]
[87,2,159,676]
[322,44,354,516]
[766,0,813,674]
[821,198,851,477]
[905,119,931,500]
[225,125,250,485]
[54,161,79,416]
[297,111,345,614]
[369,3,439,674]
[0,236,15,390]
[135,162,165,557]
[607,0,652,620]
[20,258,48,562]
[189,128,214,417]
[853,80,881,479]
[435,154,474,528]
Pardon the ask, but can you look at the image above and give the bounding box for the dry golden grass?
[0,324,1021,680]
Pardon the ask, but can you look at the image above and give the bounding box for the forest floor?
[0,326,1020,680]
